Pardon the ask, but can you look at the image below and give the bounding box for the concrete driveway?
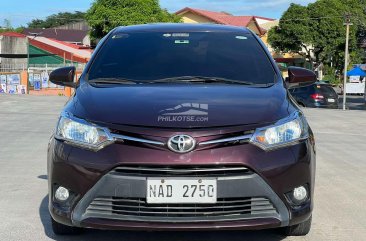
[0,94,365,241]
[339,95,366,110]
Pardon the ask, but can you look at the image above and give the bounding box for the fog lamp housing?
[55,186,69,202]
[286,185,309,206]
[293,186,307,201]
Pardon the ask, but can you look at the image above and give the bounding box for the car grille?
[110,165,252,177]
[85,196,277,221]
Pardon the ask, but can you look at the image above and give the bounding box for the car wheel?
[51,216,82,235]
[281,215,312,236]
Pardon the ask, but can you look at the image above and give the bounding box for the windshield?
[87,31,276,84]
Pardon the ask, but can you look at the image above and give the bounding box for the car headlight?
[55,112,114,151]
[250,112,309,151]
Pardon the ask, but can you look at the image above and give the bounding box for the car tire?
[281,215,312,236]
[51,216,82,235]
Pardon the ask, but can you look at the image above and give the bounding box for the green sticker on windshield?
[175,40,190,44]
[112,34,129,39]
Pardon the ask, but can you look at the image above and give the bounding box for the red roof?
[29,37,91,63]
[176,7,266,35]
[0,32,26,38]
[48,38,92,51]
[253,16,276,21]
[214,15,254,27]
[22,28,88,44]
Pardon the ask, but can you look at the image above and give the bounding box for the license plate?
[146,178,217,204]
[328,98,335,103]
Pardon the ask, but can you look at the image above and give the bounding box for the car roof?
[114,23,253,34]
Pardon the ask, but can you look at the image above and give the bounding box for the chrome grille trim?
[111,165,251,177]
[199,134,252,146]
[111,133,165,146]
[110,133,253,148]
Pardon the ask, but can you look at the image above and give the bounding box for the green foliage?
[27,11,86,28]
[0,19,24,33]
[268,4,312,56]
[323,65,341,84]
[268,0,366,73]
[86,0,181,39]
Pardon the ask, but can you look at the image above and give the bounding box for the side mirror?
[49,66,77,88]
[287,67,316,88]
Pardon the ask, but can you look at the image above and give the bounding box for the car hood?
[66,82,290,128]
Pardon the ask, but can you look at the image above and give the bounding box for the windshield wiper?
[148,76,255,85]
[89,78,140,85]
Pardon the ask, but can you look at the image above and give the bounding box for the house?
[175,7,274,36]
[29,37,91,64]
[258,20,279,52]
[0,32,91,67]
[55,20,91,31]
[0,31,92,96]
[254,16,277,26]
[258,20,311,73]
[23,28,90,47]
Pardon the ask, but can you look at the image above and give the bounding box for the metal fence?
[0,64,27,72]
[0,63,86,94]
[0,63,86,72]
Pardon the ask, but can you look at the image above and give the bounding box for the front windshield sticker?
[112,34,129,39]
[236,36,248,40]
[163,33,190,38]
[158,103,208,122]
[172,33,190,37]
[175,40,190,44]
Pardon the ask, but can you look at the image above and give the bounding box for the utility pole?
[343,13,352,110]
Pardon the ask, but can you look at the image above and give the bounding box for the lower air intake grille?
[86,196,277,221]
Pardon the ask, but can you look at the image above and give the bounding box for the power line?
[280,15,345,22]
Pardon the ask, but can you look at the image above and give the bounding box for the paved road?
[339,95,366,110]
[0,94,365,241]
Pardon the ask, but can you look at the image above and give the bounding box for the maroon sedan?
[47,24,316,236]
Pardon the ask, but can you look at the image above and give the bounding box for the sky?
[0,0,316,28]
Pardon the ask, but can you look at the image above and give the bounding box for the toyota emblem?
[167,135,196,153]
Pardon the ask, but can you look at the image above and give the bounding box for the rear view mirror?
[49,66,77,88]
[287,67,316,88]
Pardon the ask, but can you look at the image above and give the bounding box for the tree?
[0,19,24,33]
[268,0,366,74]
[28,11,86,28]
[306,0,362,71]
[86,0,181,39]
[268,4,314,64]
[3,19,12,29]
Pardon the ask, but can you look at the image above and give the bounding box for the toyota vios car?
[47,24,316,236]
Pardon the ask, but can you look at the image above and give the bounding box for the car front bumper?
[48,134,315,231]
[311,101,339,109]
